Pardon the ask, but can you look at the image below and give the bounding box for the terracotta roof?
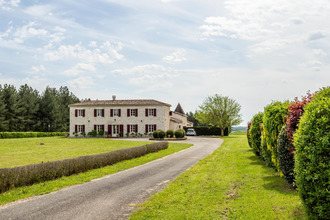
[69,99,171,107]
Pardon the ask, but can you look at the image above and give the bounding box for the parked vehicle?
[186,128,196,136]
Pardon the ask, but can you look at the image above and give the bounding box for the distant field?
[0,137,152,168]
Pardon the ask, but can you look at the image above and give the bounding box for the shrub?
[153,130,159,138]
[98,129,104,136]
[174,129,185,138]
[0,142,168,193]
[89,130,97,137]
[158,130,165,139]
[294,87,330,219]
[260,124,272,166]
[166,129,174,138]
[278,124,295,185]
[247,121,252,148]
[249,112,263,156]
[263,101,289,170]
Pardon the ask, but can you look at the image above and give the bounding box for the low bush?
[98,129,104,136]
[0,142,168,193]
[174,129,185,138]
[249,112,263,156]
[294,87,330,219]
[158,130,165,139]
[153,130,159,138]
[165,130,174,138]
[88,130,97,137]
[0,132,68,139]
[278,125,295,185]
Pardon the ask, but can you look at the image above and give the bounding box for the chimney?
[112,95,116,101]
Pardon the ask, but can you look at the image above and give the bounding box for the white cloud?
[163,48,187,64]
[31,65,45,73]
[0,22,65,46]
[112,64,178,87]
[0,0,20,10]
[68,76,94,90]
[63,63,96,76]
[200,0,330,57]
[44,41,124,64]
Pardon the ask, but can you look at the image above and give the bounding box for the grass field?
[0,138,192,205]
[130,135,306,219]
[0,137,153,168]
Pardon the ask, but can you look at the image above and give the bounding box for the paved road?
[0,137,223,220]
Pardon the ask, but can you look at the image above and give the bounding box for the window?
[78,125,84,132]
[95,125,104,132]
[75,109,85,117]
[114,109,119,116]
[146,108,156,117]
[146,124,156,133]
[97,109,103,116]
[128,124,137,133]
[130,109,136,116]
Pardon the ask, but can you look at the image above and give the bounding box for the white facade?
[69,99,190,137]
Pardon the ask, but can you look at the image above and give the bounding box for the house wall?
[169,112,188,131]
[70,105,171,137]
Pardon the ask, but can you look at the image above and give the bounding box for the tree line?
[0,84,80,132]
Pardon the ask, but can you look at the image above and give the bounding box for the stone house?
[69,97,192,137]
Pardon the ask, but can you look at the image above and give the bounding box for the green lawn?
[0,137,153,168]
[130,135,306,220]
[0,138,192,205]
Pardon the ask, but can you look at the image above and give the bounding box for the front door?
[113,125,120,137]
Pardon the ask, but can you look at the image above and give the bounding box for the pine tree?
[2,84,20,131]
[0,85,7,131]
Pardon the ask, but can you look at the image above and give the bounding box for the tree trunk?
[221,128,224,136]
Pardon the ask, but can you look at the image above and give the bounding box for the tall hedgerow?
[263,101,289,170]
[294,87,330,219]
[249,112,263,156]
[278,92,314,185]
[247,121,252,148]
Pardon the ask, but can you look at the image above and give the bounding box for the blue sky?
[1,0,329,126]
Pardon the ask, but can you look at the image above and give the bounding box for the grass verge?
[130,135,306,220]
[0,137,152,168]
[0,142,192,205]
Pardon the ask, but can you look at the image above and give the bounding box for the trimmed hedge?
[294,87,330,219]
[247,121,252,148]
[263,101,289,170]
[278,125,295,185]
[0,132,68,139]
[249,112,263,156]
[0,142,168,193]
[165,130,174,138]
[174,129,185,138]
[184,127,229,136]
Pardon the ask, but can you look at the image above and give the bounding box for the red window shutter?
[127,125,130,133]
[83,109,85,117]
[120,125,124,136]
[169,111,172,116]
[127,109,130,117]
[94,109,97,117]
[108,125,112,135]
[154,124,157,131]
[75,109,78,117]
[145,124,148,133]
[101,125,104,131]
[75,125,78,132]
[102,109,104,117]
[135,124,138,133]
[145,108,148,117]
[94,125,97,130]
[135,109,138,117]
[154,108,157,117]
[110,109,113,117]
[119,109,121,117]
[82,125,85,132]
